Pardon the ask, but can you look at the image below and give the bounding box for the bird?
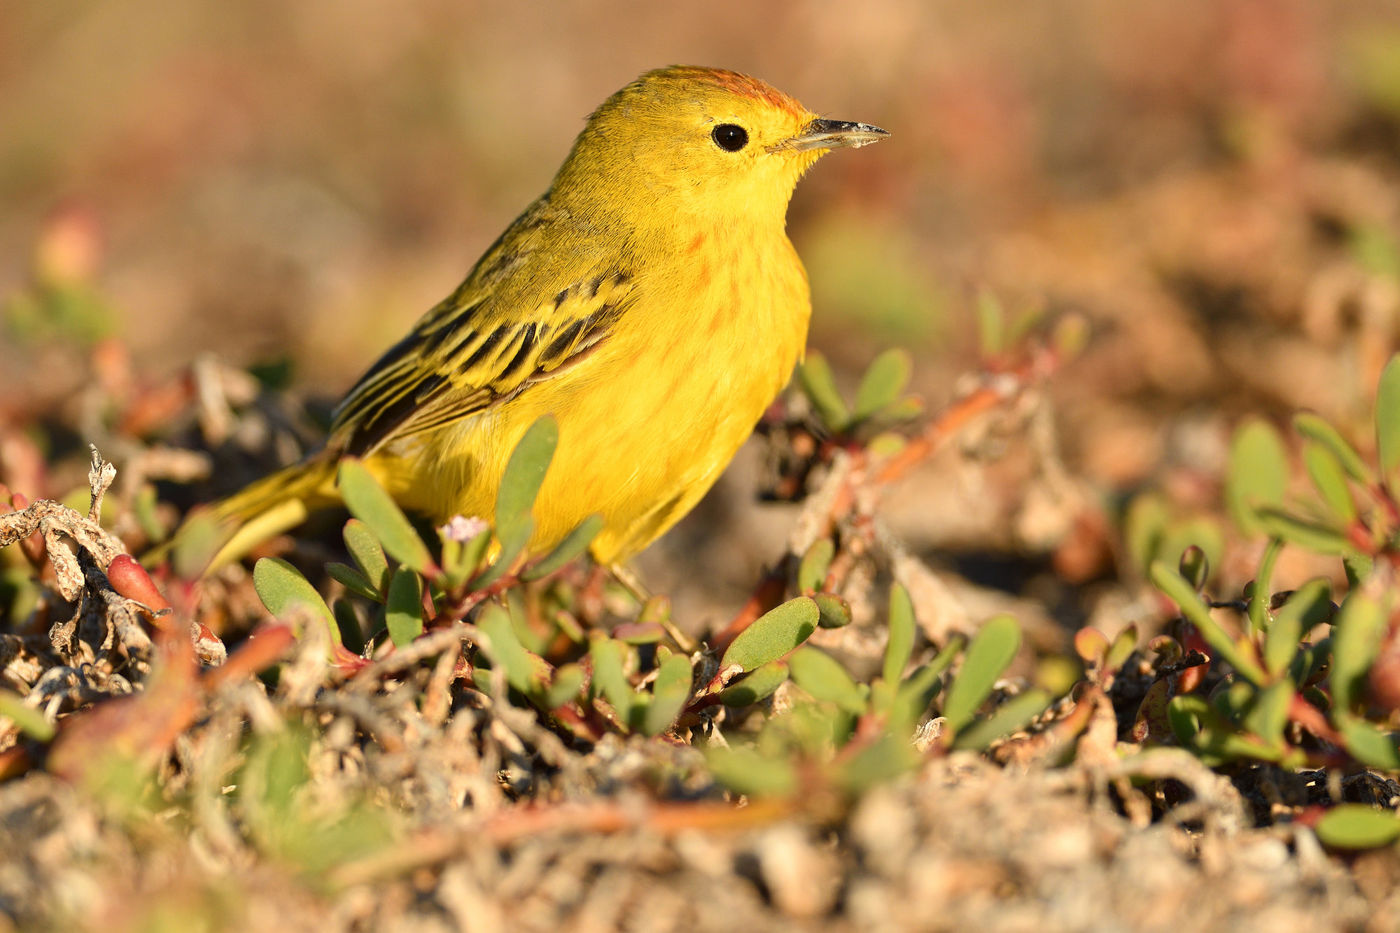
[198,65,887,571]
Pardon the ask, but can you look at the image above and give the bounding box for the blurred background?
[4,0,1400,633]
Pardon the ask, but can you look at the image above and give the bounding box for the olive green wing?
[331,204,635,458]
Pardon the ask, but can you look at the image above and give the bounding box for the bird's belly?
[540,314,790,562]
[394,249,809,564]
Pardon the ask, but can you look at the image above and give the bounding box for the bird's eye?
[711,123,749,152]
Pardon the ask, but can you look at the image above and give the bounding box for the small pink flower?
[438,515,489,542]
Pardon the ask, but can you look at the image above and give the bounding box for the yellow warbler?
[205,65,886,567]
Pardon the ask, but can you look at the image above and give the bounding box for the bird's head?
[551,66,887,229]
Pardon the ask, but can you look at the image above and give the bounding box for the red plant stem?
[877,348,1056,488]
[1288,692,1345,746]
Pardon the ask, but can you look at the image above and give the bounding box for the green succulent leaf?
[883,582,917,684]
[1331,592,1386,714]
[889,654,951,731]
[589,635,635,723]
[472,516,533,589]
[720,598,819,673]
[952,688,1050,751]
[1303,441,1357,523]
[1264,579,1330,676]
[545,663,587,709]
[943,614,1021,733]
[1377,355,1400,484]
[1157,518,1226,589]
[343,519,389,594]
[441,527,493,588]
[1254,508,1352,556]
[171,510,228,580]
[496,415,558,531]
[253,557,340,645]
[1242,681,1292,746]
[1177,545,1209,591]
[0,690,54,741]
[814,593,852,629]
[522,513,603,581]
[835,733,919,793]
[706,746,797,798]
[384,567,425,648]
[1247,539,1283,637]
[1168,695,1283,764]
[338,460,435,575]
[717,661,790,707]
[1315,804,1400,850]
[1336,716,1400,770]
[1293,412,1373,485]
[853,348,912,420]
[1104,624,1139,674]
[326,562,379,602]
[1166,694,1210,745]
[789,646,867,716]
[1151,563,1267,686]
[612,622,665,645]
[1225,419,1288,536]
[479,603,545,696]
[798,351,850,431]
[1123,493,1169,576]
[643,653,693,736]
[797,538,834,593]
[332,598,365,655]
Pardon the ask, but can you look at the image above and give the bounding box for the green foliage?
[253,557,341,646]
[644,654,693,736]
[237,725,396,874]
[705,745,797,798]
[797,352,851,431]
[717,660,789,707]
[1139,358,1400,844]
[797,348,921,439]
[521,513,603,581]
[720,598,819,673]
[343,519,390,594]
[953,689,1051,752]
[797,538,834,593]
[1123,491,1225,584]
[943,614,1021,734]
[0,689,55,741]
[709,587,1040,797]
[479,604,545,696]
[1225,418,1287,536]
[853,349,912,420]
[1380,356,1400,485]
[789,647,867,716]
[1151,562,1267,686]
[170,510,227,579]
[338,459,435,576]
[384,567,425,648]
[496,417,557,529]
[813,593,852,629]
[883,582,916,685]
[1315,804,1400,849]
[974,292,1042,359]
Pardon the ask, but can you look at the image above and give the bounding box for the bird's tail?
[155,457,339,574]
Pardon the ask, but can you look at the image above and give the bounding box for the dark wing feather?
[330,201,634,458]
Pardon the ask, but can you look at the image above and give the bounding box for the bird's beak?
[775,118,889,153]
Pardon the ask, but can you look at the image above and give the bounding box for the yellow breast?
[380,224,811,565]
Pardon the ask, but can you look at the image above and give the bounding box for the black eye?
[711,123,748,152]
